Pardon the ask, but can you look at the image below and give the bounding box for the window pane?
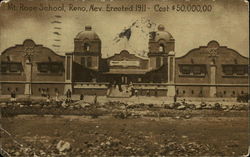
[181,65,191,74]
[193,66,201,74]
[244,65,248,74]
[201,66,206,73]
[236,65,245,75]
[223,65,233,75]
[0,63,8,72]
[9,63,19,72]
[38,63,49,73]
[51,64,60,73]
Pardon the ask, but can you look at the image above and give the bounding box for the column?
[24,59,32,95]
[167,51,176,97]
[209,60,217,97]
[64,53,73,94]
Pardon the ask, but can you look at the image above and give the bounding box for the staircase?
[107,85,132,98]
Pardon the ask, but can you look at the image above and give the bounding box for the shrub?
[237,94,249,103]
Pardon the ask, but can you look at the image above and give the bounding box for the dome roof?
[150,24,174,42]
[75,26,100,40]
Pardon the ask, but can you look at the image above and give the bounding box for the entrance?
[107,75,132,98]
[121,75,128,84]
[107,75,129,85]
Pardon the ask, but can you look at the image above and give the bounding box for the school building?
[0,25,248,99]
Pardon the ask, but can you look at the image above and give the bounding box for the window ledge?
[179,74,206,78]
[0,72,22,75]
[37,73,63,76]
[222,75,248,78]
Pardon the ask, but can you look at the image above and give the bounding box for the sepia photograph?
[0,0,249,156]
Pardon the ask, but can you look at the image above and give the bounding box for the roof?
[75,26,100,40]
[150,24,174,42]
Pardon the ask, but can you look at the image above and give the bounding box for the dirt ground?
[1,110,249,157]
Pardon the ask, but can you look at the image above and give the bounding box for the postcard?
[0,0,249,156]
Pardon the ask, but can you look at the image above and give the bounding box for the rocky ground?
[0,100,249,156]
[0,99,248,117]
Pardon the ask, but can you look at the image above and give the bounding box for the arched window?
[83,43,90,52]
[159,44,165,52]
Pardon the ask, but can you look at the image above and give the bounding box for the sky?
[0,0,248,57]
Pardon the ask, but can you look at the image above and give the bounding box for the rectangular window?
[193,66,201,75]
[50,63,60,73]
[236,65,244,75]
[244,65,248,74]
[0,63,8,73]
[38,62,63,73]
[236,65,247,75]
[9,63,19,72]
[1,62,22,73]
[38,63,49,73]
[181,65,191,74]
[223,65,233,75]
[222,64,248,76]
[179,64,206,76]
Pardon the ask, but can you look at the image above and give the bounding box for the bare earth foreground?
[1,110,249,157]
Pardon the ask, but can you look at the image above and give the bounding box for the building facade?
[0,25,248,98]
[0,39,65,96]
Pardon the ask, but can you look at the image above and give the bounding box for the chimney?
[85,26,92,31]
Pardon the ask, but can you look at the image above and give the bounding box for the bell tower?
[73,26,101,70]
[148,25,175,70]
[148,24,176,97]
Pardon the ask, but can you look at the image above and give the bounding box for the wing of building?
[0,25,248,99]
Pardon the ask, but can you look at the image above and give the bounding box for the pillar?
[167,51,176,97]
[24,59,32,95]
[64,53,73,94]
[209,60,217,97]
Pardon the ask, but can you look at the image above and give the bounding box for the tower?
[148,24,175,70]
[148,24,176,97]
[73,26,101,71]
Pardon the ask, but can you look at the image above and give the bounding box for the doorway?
[121,75,128,84]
